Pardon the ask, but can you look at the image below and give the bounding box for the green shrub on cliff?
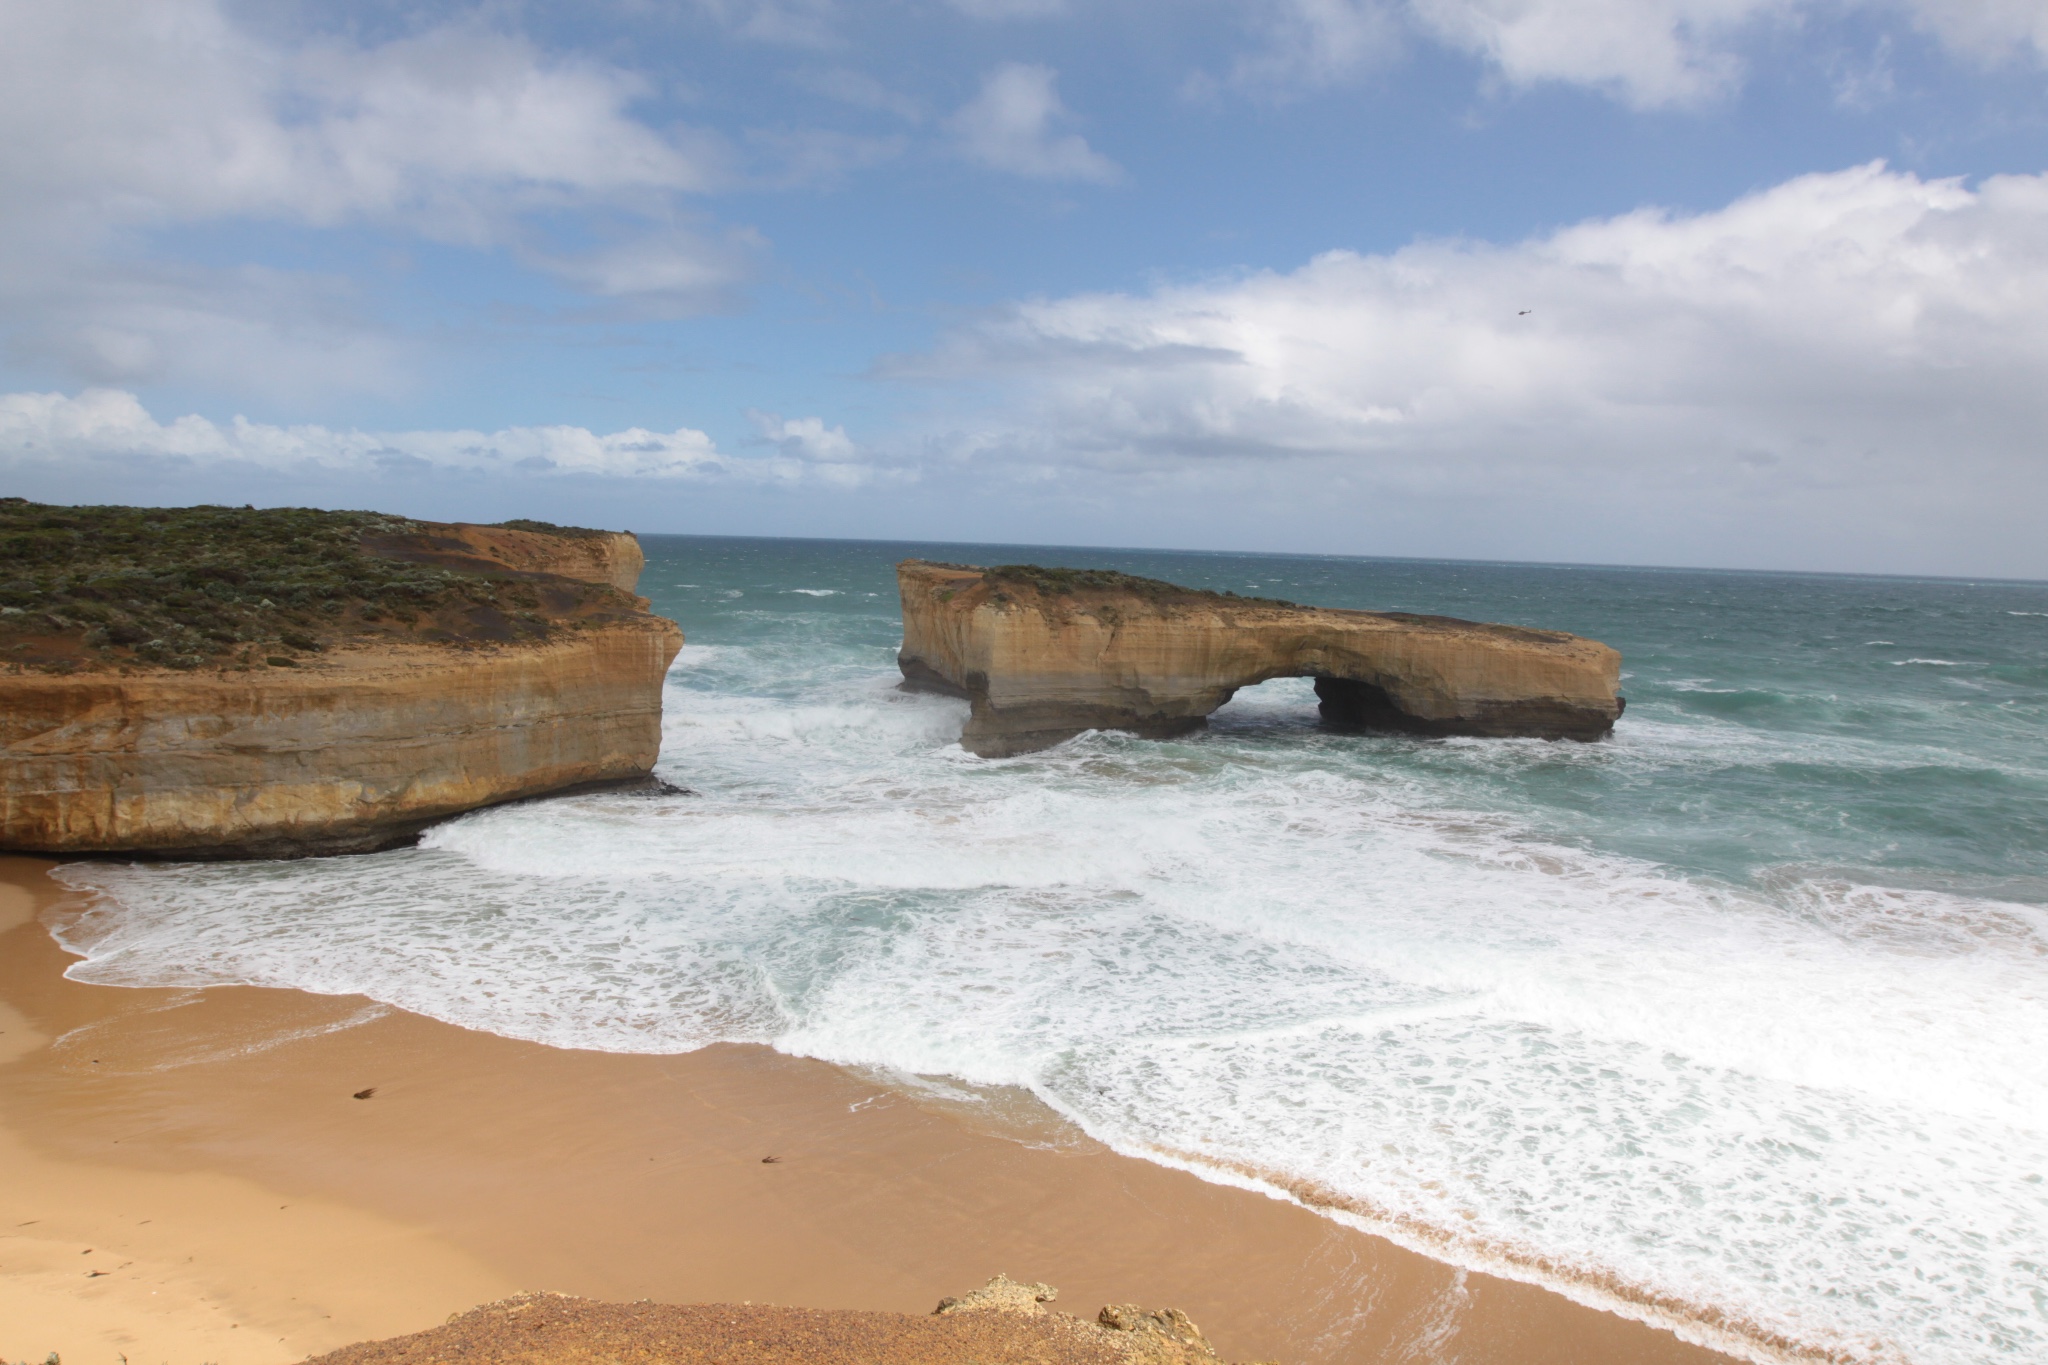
[495,517,610,538]
[983,563,1295,608]
[0,499,619,672]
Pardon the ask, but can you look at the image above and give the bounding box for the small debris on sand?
[352,1087,377,1100]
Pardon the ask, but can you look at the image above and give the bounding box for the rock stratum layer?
[0,506,680,858]
[898,561,1622,757]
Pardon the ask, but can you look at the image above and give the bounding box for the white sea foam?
[788,588,839,596]
[47,633,2048,1365]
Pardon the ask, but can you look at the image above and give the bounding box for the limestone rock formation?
[359,519,647,595]
[897,560,1623,757]
[0,505,681,858]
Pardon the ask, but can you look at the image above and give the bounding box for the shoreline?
[2,854,1742,1365]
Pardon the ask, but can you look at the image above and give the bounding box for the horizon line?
[628,530,2048,590]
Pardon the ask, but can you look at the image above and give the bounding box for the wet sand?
[0,855,1742,1365]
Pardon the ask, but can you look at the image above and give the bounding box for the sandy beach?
[1,854,1740,1365]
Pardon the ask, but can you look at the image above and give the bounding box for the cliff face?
[0,509,681,858]
[360,522,646,595]
[897,561,1623,758]
[1,624,679,858]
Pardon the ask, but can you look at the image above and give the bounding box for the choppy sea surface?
[52,537,2048,1364]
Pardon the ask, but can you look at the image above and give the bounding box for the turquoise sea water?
[54,538,2048,1365]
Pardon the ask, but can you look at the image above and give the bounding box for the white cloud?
[1898,0,2048,63]
[0,0,745,394]
[946,63,1122,183]
[1225,0,2048,107]
[885,162,2048,573]
[750,411,879,486]
[0,5,724,242]
[1226,0,1407,93]
[752,411,860,460]
[0,389,839,483]
[1408,0,1776,107]
[3,260,403,396]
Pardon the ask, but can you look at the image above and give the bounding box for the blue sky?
[4,1,2048,575]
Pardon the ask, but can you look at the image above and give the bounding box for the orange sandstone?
[896,560,1622,757]
[0,520,680,858]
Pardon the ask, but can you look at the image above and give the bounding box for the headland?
[0,501,682,858]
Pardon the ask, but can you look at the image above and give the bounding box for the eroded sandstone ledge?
[1,625,679,858]
[897,560,1622,757]
[0,503,681,858]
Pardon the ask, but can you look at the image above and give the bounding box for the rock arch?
[896,561,1624,758]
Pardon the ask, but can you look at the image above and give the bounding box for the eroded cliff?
[0,502,681,857]
[360,519,646,595]
[897,560,1622,757]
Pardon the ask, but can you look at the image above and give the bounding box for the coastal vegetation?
[0,498,631,673]
[980,562,1297,607]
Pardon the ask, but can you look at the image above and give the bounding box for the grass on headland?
[980,563,1296,608]
[0,498,626,673]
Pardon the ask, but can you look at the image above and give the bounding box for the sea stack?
[0,501,683,858]
[897,559,1623,757]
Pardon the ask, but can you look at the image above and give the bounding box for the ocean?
[51,536,2048,1364]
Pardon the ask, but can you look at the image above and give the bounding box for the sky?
[3,1,2048,576]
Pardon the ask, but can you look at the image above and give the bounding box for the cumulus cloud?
[947,64,1122,183]
[1225,0,2048,107]
[1225,0,1408,93]
[1899,0,2048,63]
[0,389,861,484]
[0,4,730,242]
[752,411,859,459]
[749,411,880,486]
[886,162,2048,572]
[3,260,403,396]
[1219,0,1774,104]
[1407,0,1771,107]
[0,0,745,394]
